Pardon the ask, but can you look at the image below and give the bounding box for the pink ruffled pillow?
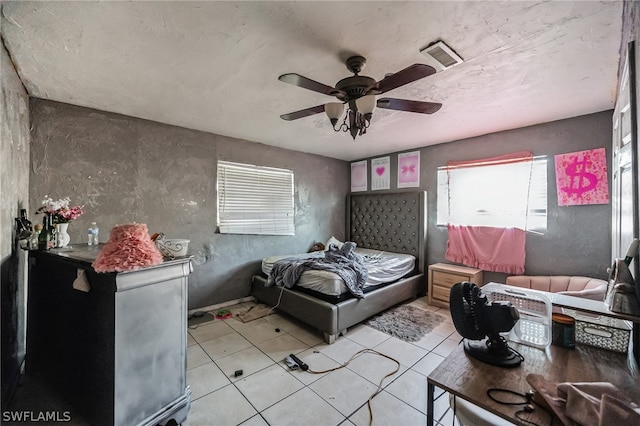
[92,223,163,273]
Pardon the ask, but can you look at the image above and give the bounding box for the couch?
[505,275,608,301]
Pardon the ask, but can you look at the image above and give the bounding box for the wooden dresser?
[427,263,483,308]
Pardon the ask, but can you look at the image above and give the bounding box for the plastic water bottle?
[88,222,99,246]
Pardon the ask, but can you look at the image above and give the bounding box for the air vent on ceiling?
[420,40,463,71]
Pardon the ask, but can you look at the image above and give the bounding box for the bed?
[251,191,427,343]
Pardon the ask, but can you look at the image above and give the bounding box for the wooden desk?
[427,342,640,426]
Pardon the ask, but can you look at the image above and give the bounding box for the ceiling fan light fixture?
[325,102,344,120]
[325,100,370,138]
[355,94,376,114]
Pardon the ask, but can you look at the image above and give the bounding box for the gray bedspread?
[266,242,369,298]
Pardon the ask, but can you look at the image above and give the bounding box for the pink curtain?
[446,225,526,274]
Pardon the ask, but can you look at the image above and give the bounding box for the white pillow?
[325,236,344,250]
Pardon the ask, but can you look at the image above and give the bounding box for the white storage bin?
[482,283,552,349]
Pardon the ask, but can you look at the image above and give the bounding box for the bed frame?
[251,191,427,343]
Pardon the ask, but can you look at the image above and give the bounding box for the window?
[437,154,547,231]
[217,161,295,235]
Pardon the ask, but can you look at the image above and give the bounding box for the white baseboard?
[188,296,255,315]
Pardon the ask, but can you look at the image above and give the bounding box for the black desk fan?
[450,282,523,367]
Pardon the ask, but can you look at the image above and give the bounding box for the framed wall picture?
[398,151,420,188]
[351,160,368,192]
[371,156,390,190]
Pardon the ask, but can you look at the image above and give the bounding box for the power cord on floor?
[290,348,401,426]
[189,289,400,425]
[267,285,400,425]
[263,284,286,330]
[266,284,286,317]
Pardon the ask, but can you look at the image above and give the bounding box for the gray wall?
[28,100,613,312]
[29,99,350,309]
[1,41,30,404]
[355,111,613,284]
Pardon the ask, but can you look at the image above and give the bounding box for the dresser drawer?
[431,270,469,287]
[431,284,452,303]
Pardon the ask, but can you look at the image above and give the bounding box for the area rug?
[366,304,446,342]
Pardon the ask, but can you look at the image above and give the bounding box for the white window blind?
[437,156,547,231]
[217,161,295,235]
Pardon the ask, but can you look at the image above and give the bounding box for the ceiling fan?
[278,55,442,140]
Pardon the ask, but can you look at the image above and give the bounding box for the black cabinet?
[27,246,191,425]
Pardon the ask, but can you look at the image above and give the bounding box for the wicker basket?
[564,309,632,353]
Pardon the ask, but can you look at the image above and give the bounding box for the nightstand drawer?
[432,284,452,303]
[432,270,469,287]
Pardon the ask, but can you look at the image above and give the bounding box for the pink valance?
[446,224,526,274]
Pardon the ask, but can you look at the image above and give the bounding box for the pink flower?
[36,196,84,224]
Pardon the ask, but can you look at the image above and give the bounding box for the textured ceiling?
[0,1,623,161]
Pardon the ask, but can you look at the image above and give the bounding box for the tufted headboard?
[346,191,427,273]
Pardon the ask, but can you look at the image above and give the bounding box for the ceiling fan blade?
[377,98,442,114]
[280,104,326,121]
[278,73,346,98]
[376,64,436,94]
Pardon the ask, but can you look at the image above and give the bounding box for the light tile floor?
[185,297,462,426]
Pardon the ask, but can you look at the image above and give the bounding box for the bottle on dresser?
[38,216,52,250]
[88,222,99,246]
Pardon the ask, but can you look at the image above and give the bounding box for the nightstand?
[427,263,483,309]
